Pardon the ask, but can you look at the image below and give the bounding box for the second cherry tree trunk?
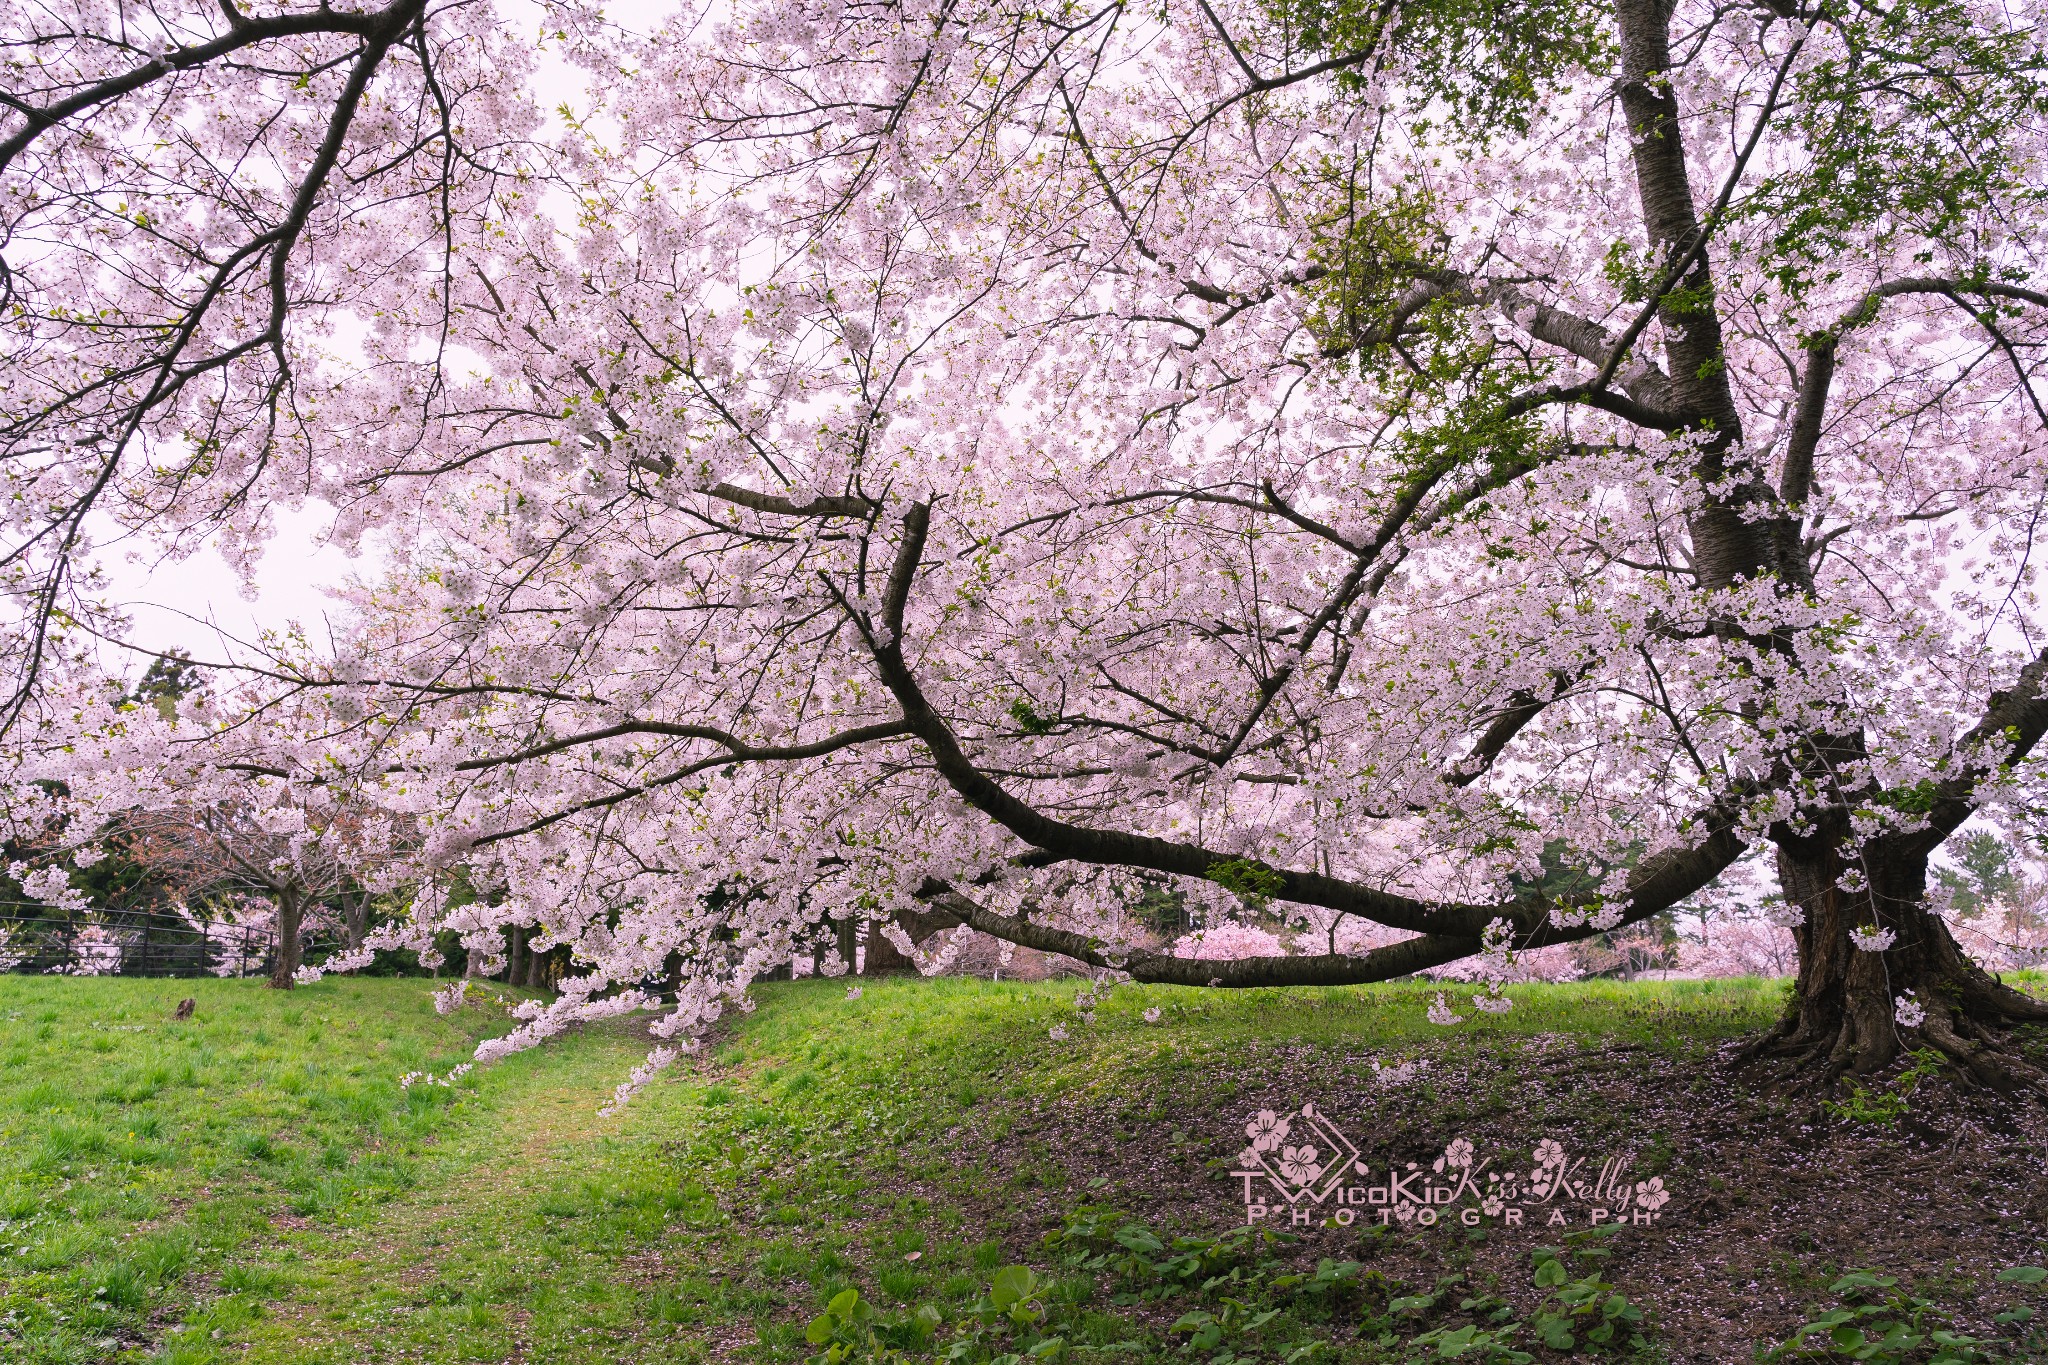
[266,887,303,990]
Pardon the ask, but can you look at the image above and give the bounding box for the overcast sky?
[91,504,363,676]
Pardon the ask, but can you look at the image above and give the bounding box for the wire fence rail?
[0,905,325,979]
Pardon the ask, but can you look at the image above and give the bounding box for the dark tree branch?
[1783,279,2048,507]
[0,1,423,173]
[858,497,1749,941]
[914,877,1482,985]
[1903,648,2048,858]
[468,719,916,846]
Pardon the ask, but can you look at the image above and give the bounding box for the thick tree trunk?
[1751,832,2048,1089]
[342,892,370,953]
[267,887,303,990]
[834,915,858,974]
[861,919,916,975]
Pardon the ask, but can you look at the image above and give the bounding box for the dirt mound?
[943,1033,2048,1360]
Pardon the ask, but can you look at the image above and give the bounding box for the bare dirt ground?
[925,1033,2048,1362]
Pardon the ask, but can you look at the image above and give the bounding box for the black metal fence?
[0,906,293,978]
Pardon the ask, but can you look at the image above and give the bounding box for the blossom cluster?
[399,1063,473,1090]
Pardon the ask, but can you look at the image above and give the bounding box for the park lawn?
[0,976,565,1362]
[1,973,2043,1365]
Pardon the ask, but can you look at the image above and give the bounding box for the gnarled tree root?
[1738,977,2048,1097]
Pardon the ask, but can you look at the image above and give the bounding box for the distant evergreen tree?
[1934,831,2022,920]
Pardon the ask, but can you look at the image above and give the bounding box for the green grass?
[0,973,2037,1364]
[0,977,558,1362]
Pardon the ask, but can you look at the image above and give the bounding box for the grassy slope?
[1,974,2040,1364]
[0,976,591,1362]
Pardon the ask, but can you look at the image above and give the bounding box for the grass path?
[1,976,569,1365]
[217,1018,709,1365]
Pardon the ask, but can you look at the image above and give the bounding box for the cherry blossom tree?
[6,0,2048,1090]
[1680,916,1798,978]
[0,0,526,721]
[9,679,406,986]
[1935,834,2048,973]
[123,801,392,987]
[1175,922,1289,962]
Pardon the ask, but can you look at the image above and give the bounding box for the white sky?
[91,504,363,676]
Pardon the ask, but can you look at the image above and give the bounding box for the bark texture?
[266,887,303,990]
[1748,832,2048,1089]
[341,892,371,953]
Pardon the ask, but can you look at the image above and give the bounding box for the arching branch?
[860,501,1750,947]
[1783,279,2048,507]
